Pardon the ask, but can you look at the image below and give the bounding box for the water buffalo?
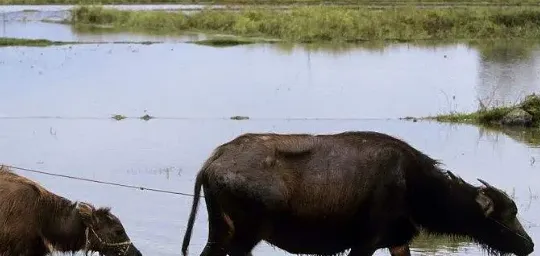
[181,131,535,256]
[0,165,143,256]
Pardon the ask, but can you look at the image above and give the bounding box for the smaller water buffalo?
[0,165,143,256]
[181,131,534,256]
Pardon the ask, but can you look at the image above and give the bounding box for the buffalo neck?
[40,198,87,253]
[407,169,484,237]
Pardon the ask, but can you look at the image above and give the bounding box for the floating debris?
[230,115,249,120]
[140,114,154,121]
[112,114,127,121]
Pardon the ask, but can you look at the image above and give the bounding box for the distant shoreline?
[2,0,540,6]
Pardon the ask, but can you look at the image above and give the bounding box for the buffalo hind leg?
[200,192,234,256]
[200,214,234,256]
[227,224,261,256]
[227,235,260,256]
[389,245,410,256]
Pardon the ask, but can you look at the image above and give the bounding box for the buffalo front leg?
[347,247,376,256]
[389,245,410,256]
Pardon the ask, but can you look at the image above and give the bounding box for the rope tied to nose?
[84,226,133,256]
[488,217,533,244]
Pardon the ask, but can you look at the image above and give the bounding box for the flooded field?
[1,5,539,256]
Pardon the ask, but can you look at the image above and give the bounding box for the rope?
[2,164,201,197]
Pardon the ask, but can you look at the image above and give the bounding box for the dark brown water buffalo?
[0,165,143,256]
[181,131,535,256]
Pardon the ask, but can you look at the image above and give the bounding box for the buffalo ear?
[476,190,494,217]
[77,202,96,226]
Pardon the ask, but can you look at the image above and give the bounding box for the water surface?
[0,6,539,256]
[0,118,538,256]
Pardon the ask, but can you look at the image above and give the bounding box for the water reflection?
[0,42,480,120]
[1,32,538,126]
[70,24,211,43]
[479,125,540,148]
[411,232,472,255]
[126,166,183,180]
[475,39,540,109]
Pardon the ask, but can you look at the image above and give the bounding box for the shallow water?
[1,6,540,256]
[0,119,538,256]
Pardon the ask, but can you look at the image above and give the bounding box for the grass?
[71,5,540,43]
[421,94,540,128]
[0,37,72,47]
[0,37,165,47]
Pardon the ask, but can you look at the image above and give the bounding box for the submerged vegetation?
[71,5,540,42]
[189,38,267,47]
[411,230,472,253]
[427,94,540,128]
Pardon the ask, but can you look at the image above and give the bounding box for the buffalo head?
[472,179,534,256]
[77,203,142,256]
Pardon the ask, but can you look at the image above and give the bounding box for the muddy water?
[1,6,540,256]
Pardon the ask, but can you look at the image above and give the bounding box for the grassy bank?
[425,94,540,128]
[0,37,164,46]
[4,0,540,6]
[0,37,72,47]
[71,5,540,43]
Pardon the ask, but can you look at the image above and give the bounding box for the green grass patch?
[421,94,540,128]
[0,37,161,47]
[0,37,72,47]
[71,5,540,43]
